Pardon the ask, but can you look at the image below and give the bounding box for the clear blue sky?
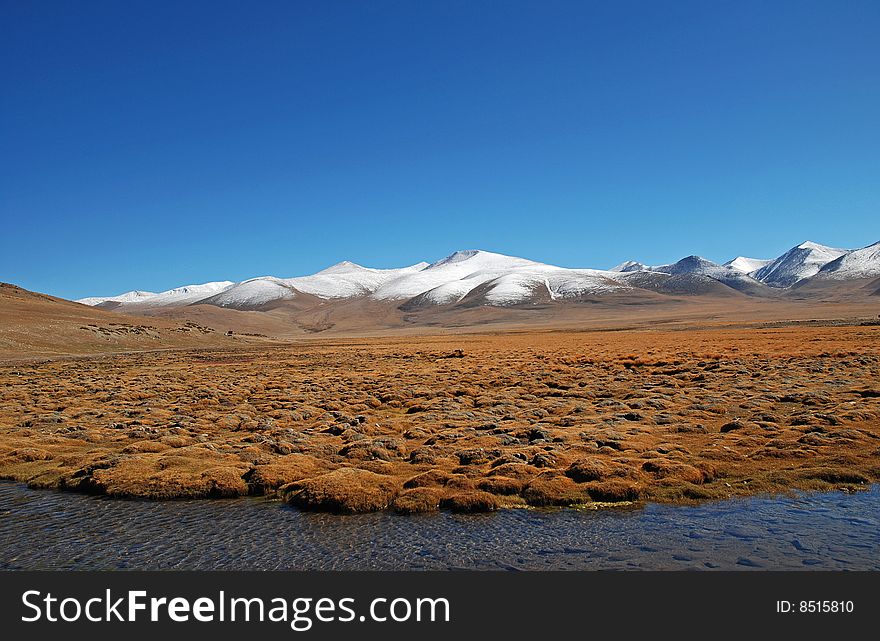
[2,0,878,299]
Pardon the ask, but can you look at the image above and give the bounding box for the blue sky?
[1,0,878,299]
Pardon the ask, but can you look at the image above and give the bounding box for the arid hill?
[0,282,251,360]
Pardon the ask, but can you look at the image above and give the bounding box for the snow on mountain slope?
[282,261,429,299]
[75,240,878,312]
[616,270,739,296]
[417,278,487,305]
[610,260,650,273]
[648,255,769,295]
[134,281,235,306]
[371,250,544,301]
[652,256,758,282]
[481,268,628,305]
[724,256,771,274]
[412,263,629,306]
[77,290,158,306]
[753,241,848,287]
[202,277,297,308]
[77,282,235,307]
[812,240,880,281]
[611,255,769,283]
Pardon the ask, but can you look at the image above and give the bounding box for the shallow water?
[0,482,878,570]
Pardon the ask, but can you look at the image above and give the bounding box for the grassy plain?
[2,323,878,513]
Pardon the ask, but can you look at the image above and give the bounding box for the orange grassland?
[2,323,879,513]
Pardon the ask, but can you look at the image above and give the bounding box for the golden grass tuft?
[392,487,442,514]
[584,479,644,502]
[476,476,524,495]
[403,469,453,489]
[284,468,400,513]
[440,491,499,513]
[522,475,588,506]
[248,454,328,495]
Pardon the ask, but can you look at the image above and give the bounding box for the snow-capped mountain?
[402,260,627,307]
[80,282,234,308]
[752,241,848,287]
[653,255,748,279]
[143,281,235,306]
[201,277,298,308]
[372,251,548,303]
[812,240,880,281]
[77,290,157,306]
[76,239,879,312]
[724,256,771,274]
[77,250,634,310]
[373,250,629,306]
[605,255,766,294]
[289,261,430,299]
[649,256,767,294]
[612,255,768,280]
[196,262,432,309]
[484,267,626,304]
[610,260,650,273]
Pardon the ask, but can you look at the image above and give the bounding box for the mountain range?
[78,239,880,312]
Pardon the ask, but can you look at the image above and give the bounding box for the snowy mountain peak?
[610,260,649,273]
[426,249,485,269]
[426,250,543,271]
[648,256,765,294]
[656,256,718,274]
[813,240,880,281]
[205,277,296,308]
[76,290,157,305]
[316,260,430,276]
[373,250,549,302]
[753,241,848,287]
[680,255,711,266]
[316,260,367,274]
[724,256,771,274]
[163,281,235,295]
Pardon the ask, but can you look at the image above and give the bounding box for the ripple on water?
[0,483,878,570]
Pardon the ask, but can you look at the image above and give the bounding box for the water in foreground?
[1,482,877,570]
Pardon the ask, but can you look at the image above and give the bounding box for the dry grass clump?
[798,466,870,485]
[640,459,706,484]
[476,476,524,495]
[439,491,499,513]
[89,453,251,498]
[565,458,613,482]
[121,441,170,454]
[487,462,540,479]
[159,435,196,448]
[284,468,399,513]
[4,448,53,462]
[583,479,644,502]
[247,454,328,495]
[392,487,443,514]
[522,475,588,506]
[403,469,452,489]
[443,474,477,490]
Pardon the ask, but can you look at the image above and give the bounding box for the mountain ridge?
[77,239,880,311]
